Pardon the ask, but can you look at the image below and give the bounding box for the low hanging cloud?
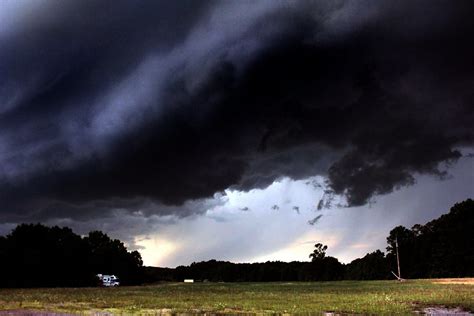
[0,0,473,223]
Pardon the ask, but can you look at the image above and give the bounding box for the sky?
[0,0,473,267]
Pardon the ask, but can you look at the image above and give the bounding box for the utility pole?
[391,237,405,281]
[396,237,401,279]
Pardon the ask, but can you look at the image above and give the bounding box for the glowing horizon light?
[135,236,180,267]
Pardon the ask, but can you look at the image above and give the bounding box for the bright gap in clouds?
[136,155,473,267]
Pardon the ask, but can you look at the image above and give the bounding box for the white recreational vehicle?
[97,274,120,287]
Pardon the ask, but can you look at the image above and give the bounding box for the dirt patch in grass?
[431,278,474,285]
[422,307,473,315]
[0,311,75,316]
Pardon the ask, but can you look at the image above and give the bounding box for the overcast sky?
[0,0,473,267]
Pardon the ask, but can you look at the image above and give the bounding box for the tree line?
[0,199,472,287]
[144,199,473,282]
[0,225,143,287]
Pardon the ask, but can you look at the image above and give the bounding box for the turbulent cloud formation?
[1,1,473,223]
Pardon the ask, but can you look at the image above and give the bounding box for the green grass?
[0,279,473,314]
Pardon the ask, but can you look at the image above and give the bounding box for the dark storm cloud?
[1,1,473,222]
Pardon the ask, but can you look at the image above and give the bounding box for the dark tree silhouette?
[309,243,327,261]
[85,231,144,285]
[345,250,389,280]
[385,199,474,278]
[0,224,143,287]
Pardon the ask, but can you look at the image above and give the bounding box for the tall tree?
[309,243,327,261]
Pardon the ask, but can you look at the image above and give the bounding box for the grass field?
[0,279,473,314]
